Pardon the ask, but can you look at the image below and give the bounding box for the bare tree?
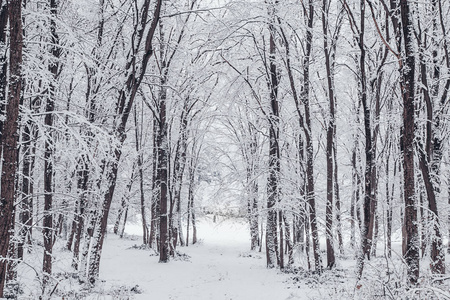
[265,0,281,269]
[87,0,163,283]
[399,0,419,286]
[42,0,60,289]
[0,0,22,296]
[303,0,321,273]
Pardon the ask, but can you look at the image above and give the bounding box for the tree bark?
[322,0,336,269]
[0,0,22,296]
[265,1,280,269]
[158,72,170,263]
[303,0,321,273]
[42,0,60,288]
[400,0,419,285]
[134,104,148,245]
[72,163,88,270]
[172,105,189,248]
[0,2,8,145]
[18,120,34,260]
[150,118,159,249]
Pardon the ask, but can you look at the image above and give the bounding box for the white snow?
[98,216,307,300]
[18,215,430,299]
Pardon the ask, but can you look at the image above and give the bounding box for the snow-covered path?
[98,217,304,300]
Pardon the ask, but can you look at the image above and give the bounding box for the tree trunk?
[278,211,284,269]
[120,206,129,239]
[417,26,445,273]
[172,107,189,248]
[87,159,120,283]
[18,121,34,259]
[322,0,336,269]
[150,118,159,249]
[385,149,395,258]
[304,0,321,273]
[358,0,375,262]
[79,203,98,283]
[42,0,60,288]
[191,202,197,245]
[0,2,8,145]
[350,155,356,252]
[418,148,445,273]
[334,144,343,255]
[448,173,450,254]
[158,76,170,263]
[0,0,22,296]
[72,163,89,270]
[187,160,198,245]
[134,104,148,245]
[265,2,280,269]
[400,0,419,285]
[249,176,259,251]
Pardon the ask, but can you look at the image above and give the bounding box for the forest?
[0,0,449,299]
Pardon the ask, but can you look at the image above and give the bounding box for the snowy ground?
[16,215,346,299]
[97,216,308,300]
[15,216,450,299]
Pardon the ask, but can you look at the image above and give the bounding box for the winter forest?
[0,0,449,298]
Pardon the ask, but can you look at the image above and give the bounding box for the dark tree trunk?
[358,0,375,262]
[172,106,189,248]
[113,196,125,235]
[304,211,311,270]
[334,144,343,255]
[278,211,284,269]
[134,105,148,245]
[448,174,450,254]
[120,206,129,239]
[350,158,356,253]
[297,138,306,253]
[150,118,159,249]
[0,0,22,296]
[79,201,98,282]
[72,163,89,270]
[385,146,395,258]
[186,190,191,247]
[303,0,321,273]
[265,3,280,268]
[6,208,17,283]
[351,128,361,256]
[400,0,419,285]
[191,199,197,245]
[42,0,60,288]
[18,121,34,260]
[88,158,120,283]
[186,148,198,246]
[416,21,445,274]
[418,148,445,273]
[158,76,170,263]
[187,153,198,245]
[249,175,259,251]
[322,0,336,269]
[0,2,7,145]
[419,190,427,257]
